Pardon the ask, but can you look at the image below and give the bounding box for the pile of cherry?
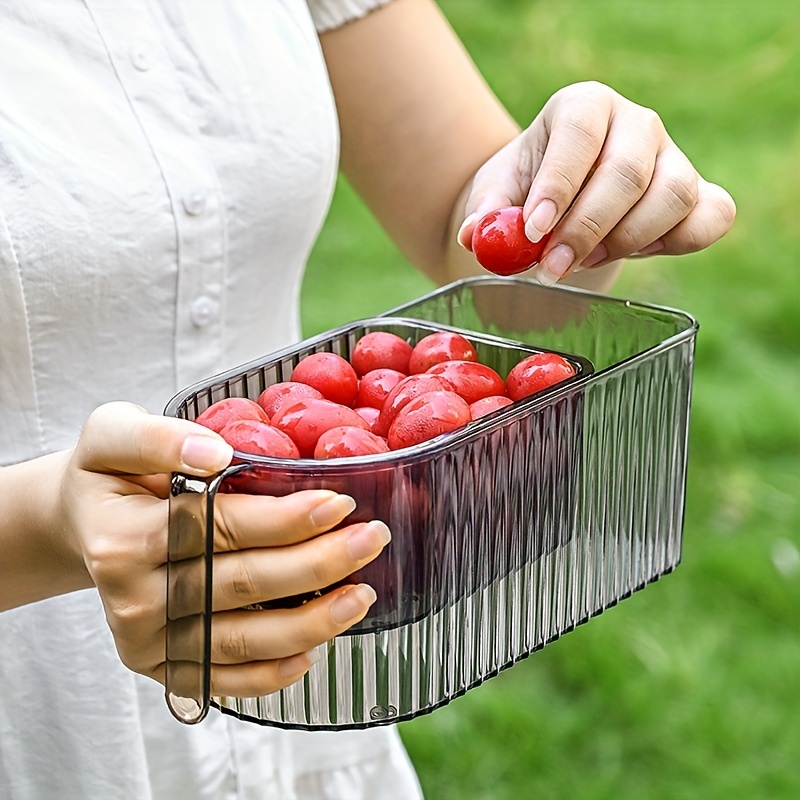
[195,330,575,459]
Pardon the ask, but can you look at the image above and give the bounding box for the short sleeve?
[306,0,394,33]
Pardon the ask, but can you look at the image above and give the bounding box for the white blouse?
[0,1,420,798]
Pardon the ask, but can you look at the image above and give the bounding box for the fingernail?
[537,244,574,286]
[635,239,665,256]
[456,212,478,249]
[310,494,356,528]
[525,200,557,243]
[279,648,321,678]
[330,584,377,625]
[180,434,233,472]
[347,520,392,561]
[582,243,608,269]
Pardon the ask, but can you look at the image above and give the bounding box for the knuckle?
[609,156,652,195]
[575,214,605,240]
[641,106,665,135]
[564,114,605,149]
[141,521,167,560]
[296,601,341,650]
[546,165,581,203]
[307,549,338,590]
[582,79,613,98]
[113,643,145,675]
[83,534,125,584]
[78,406,110,452]
[108,597,157,628]
[213,505,240,552]
[663,172,699,217]
[718,191,737,226]
[606,222,640,255]
[228,558,259,605]
[680,227,705,254]
[560,80,611,101]
[280,616,322,655]
[136,417,175,466]
[217,625,250,662]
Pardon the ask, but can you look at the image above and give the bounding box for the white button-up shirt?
[0,1,419,798]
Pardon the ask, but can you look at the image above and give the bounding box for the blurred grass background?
[302,1,800,798]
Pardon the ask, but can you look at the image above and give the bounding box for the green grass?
[302,1,800,797]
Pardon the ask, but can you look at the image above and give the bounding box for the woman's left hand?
[456,81,736,285]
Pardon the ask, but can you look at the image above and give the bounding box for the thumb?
[75,401,233,477]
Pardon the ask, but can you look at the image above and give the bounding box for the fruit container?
[163,276,697,731]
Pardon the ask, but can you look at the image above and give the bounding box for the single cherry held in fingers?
[471,206,550,276]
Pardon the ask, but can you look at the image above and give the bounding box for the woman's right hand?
[7,401,389,697]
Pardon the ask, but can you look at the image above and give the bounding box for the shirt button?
[190,296,218,328]
[130,42,155,72]
[182,191,207,216]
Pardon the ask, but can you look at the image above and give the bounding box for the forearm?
[323,0,623,294]
[321,0,516,282]
[0,451,90,611]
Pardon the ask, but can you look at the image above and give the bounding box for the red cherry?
[469,395,513,419]
[387,390,471,450]
[350,332,413,377]
[219,420,300,458]
[426,360,506,405]
[314,426,390,459]
[256,381,324,420]
[195,397,269,434]
[506,352,576,400]
[471,206,549,276]
[354,406,381,430]
[290,352,359,407]
[408,332,478,374]
[355,368,407,409]
[272,397,369,457]
[372,373,456,438]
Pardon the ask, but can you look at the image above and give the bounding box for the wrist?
[0,450,93,610]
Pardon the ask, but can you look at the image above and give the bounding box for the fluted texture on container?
[214,334,693,729]
[166,278,697,730]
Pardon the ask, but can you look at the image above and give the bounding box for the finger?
[643,178,736,257]
[210,583,377,664]
[579,144,699,267]
[212,490,357,552]
[104,521,386,670]
[76,402,233,477]
[522,83,614,243]
[456,140,530,251]
[212,519,391,610]
[149,649,323,698]
[534,109,662,284]
[208,649,321,697]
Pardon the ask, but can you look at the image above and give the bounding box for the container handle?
[164,472,216,723]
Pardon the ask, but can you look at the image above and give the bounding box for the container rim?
[382,276,699,379]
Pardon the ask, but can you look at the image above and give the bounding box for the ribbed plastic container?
[163,277,697,730]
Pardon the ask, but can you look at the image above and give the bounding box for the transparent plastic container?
[163,277,697,730]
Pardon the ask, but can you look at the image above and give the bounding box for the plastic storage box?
[164,276,697,730]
